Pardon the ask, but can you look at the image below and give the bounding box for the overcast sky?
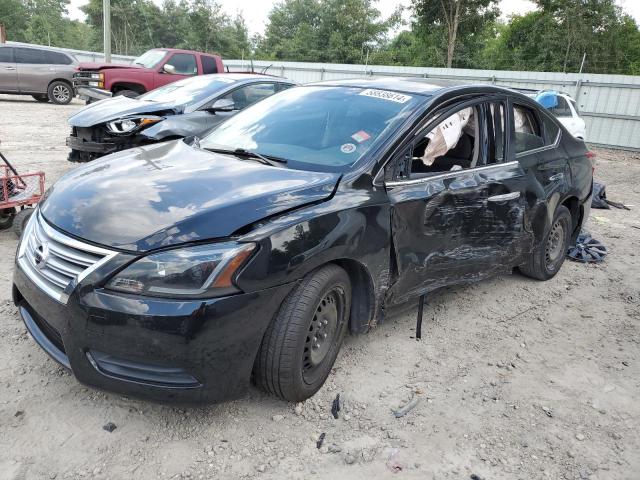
[67,0,640,36]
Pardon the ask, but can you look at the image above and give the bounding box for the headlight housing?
[106,116,163,135]
[106,243,256,298]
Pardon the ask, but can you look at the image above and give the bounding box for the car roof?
[180,73,296,85]
[307,77,524,98]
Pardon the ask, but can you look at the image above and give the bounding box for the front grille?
[17,213,117,304]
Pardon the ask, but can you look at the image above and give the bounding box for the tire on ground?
[254,264,351,402]
[47,81,73,105]
[519,205,572,281]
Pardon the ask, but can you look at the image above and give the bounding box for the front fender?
[141,112,216,141]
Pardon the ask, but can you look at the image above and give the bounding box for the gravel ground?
[0,94,639,480]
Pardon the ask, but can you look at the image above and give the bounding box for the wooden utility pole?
[0,24,6,44]
[103,0,111,63]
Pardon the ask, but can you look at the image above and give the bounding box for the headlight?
[90,73,104,80]
[106,243,256,298]
[106,116,162,134]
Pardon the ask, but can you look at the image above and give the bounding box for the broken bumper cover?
[76,86,112,101]
[66,134,117,154]
[13,264,293,403]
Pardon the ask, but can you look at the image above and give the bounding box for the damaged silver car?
[66,74,296,162]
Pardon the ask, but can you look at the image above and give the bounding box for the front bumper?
[13,263,294,403]
[76,86,112,102]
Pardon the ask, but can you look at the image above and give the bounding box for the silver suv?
[0,44,77,104]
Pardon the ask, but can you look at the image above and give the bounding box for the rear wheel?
[47,81,73,105]
[254,264,351,402]
[519,205,572,280]
[32,94,49,103]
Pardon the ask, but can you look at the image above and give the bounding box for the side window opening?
[165,53,197,75]
[409,105,480,177]
[513,104,544,154]
[222,83,277,111]
[541,114,561,145]
[201,56,218,74]
[548,96,572,118]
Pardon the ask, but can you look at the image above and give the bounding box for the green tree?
[258,0,401,64]
[486,0,640,74]
[412,0,499,68]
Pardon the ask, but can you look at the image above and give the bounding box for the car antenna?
[415,294,425,340]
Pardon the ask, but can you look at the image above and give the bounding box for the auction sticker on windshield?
[359,89,412,104]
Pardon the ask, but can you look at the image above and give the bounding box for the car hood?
[77,62,143,71]
[40,140,340,252]
[68,95,179,128]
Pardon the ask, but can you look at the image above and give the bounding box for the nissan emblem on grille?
[33,242,49,270]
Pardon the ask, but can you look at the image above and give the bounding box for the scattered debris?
[102,422,117,433]
[386,448,403,473]
[272,414,285,422]
[393,396,420,418]
[575,433,586,441]
[344,454,356,465]
[14,410,24,417]
[470,474,484,480]
[541,406,553,418]
[331,393,341,419]
[316,432,326,449]
[592,181,630,210]
[568,232,607,263]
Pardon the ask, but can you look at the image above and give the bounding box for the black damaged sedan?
[14,79,593,403]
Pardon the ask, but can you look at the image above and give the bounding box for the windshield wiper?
[205,147,287,167]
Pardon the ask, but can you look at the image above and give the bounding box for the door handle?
[488,192,520,202]
[4,66,16,70]
[549,173,564,182]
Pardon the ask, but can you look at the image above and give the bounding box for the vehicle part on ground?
[47,80,73,105]
[519,206,572,280]
[567,232,607,263]
[254,265,351,402]
[592,181,630,210]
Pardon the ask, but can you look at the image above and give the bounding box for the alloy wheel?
[52,85,70,103]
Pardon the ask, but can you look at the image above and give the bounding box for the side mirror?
[162,64,176,74]
[206,99,235,113]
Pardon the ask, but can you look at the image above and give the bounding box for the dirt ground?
[0,94,638,480]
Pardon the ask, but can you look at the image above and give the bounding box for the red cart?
[0,148,45,237]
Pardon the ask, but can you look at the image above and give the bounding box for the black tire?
[254,264,351,402]
[114,89,140,98]
[519,205,572,280]
[13,208,34,238]
[0,213,13,230]
[32,94,49,103]
[47,81,73,105]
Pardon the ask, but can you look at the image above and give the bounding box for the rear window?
[513,104,544,154]
[201,56,218,74]
[548,96,572,118]
[0,47,13,62]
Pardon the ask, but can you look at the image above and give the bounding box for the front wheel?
[519,205,572,280]
[114,89,140,98]
[254,264,351,402]
[47,81,73,105]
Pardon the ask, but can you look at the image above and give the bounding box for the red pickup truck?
[73,48,225,102]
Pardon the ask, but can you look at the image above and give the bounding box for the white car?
[526,90,587,141]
